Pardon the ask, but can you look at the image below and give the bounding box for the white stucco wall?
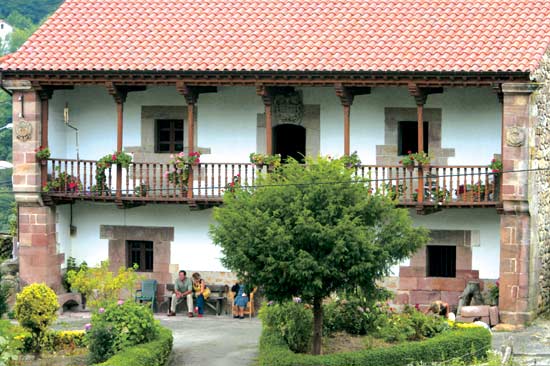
[57,203,499,279]
[48,86,501,165]
[58,202,223,272]
[389,208,500,279]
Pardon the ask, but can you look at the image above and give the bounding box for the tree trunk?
[312,296,323,355]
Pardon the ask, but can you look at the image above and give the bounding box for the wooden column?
[408,84,443,211]
[107,83,128,204]
[335,85,353,156]
[176,82,199,200]
[38,88,53,188]
[493,83,504,203]
[256,85,274,155]
[335,84,371,156]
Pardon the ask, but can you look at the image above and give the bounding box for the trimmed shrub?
[88,301,159,363]
[259,327,491,366]
[14,283,59,355]
[92,326,173,366]
[15,330,87,353]
[259,301,313,353]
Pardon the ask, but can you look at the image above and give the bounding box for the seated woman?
[231,281,250,319]
[191,272,210,318]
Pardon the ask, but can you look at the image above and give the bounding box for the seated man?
[167,270,194,317]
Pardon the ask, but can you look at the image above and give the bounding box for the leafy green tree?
[0,1,63,24]
[6,11,33,30]
[211,157,430,354]
[8,27,35,53]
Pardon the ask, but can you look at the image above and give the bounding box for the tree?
[211,157,430,354]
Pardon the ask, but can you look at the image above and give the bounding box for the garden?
[0,261,173,366]
[211,156,505,365]
[257,297,497,366]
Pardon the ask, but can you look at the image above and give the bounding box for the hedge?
[92,326,173,366]
[15,330,87,353]
[259,327,491,366]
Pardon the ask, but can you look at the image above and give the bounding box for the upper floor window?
[426,245,456,277]
[398,121,429,155]
[127,240,154,272]
[0,24,4,29]
[155,119,183,153]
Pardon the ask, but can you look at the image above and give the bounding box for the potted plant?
[134,183,148,197]
[225,174,241,194]
[43,167,82,193]
[35,146,50,164]
[400,151,432,171]
[340,151,362,169]
[164,151,201,189]
[249,153,282,170]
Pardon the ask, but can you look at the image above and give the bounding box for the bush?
[88,324,116,364]
[14,283,59,355]
[259,327,491,366]
[67,260,141,309]
[0,268,11,319]
[88,301,159,363]
[374,305,449,343]
[323,298,387,336]
[62,257,86,292]
[15,330,86,354]
[92,326,173,366]
[259,301,313,353]
[0,335,19,366]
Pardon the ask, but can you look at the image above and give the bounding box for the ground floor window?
[426,245,456,277]
[127,240,154,272]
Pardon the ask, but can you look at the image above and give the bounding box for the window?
[426,245,456,277]
[398,121,429,155]
[155,119,184,153]
[127,240,154,271]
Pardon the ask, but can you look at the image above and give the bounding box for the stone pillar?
[498,82,539,324]
[8,81,63,291]
[18,206,63,291]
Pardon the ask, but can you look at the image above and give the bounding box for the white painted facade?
[48,85,502,279]
[48,86,501,164]
[56,202,500,279]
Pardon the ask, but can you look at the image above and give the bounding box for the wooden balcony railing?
[41,159,501,208]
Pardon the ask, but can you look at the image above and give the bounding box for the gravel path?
[492,318,550,365]
[158,314,262,366]
[54,311,263,366]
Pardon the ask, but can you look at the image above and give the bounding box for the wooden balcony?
[41,159,501,210]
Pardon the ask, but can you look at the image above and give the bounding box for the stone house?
[1,0,549,324]
[0,20,12,42]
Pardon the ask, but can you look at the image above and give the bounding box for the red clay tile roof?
[1,0,550,73]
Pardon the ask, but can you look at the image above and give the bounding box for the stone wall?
[531,49,550,314]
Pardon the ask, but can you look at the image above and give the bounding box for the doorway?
[273,124,306,163]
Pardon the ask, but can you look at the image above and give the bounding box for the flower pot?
[405,165,414,172]
[39,160,47,166]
